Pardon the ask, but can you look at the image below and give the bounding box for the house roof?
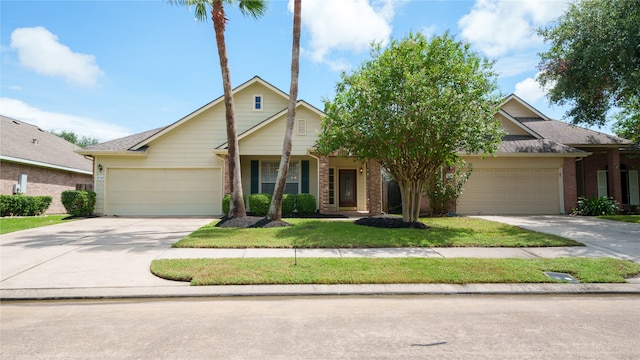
[1,115,93,174]
[516,117,632,146]
[80,127,166,153]
[497,137,588,155]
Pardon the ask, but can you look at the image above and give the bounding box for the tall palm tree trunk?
[212,0,246,218]
[267,0,301,221]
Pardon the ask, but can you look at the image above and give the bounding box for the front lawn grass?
[0,215,71,234]
[597,215,640,224]
[173,217,582,248]
[151,257,640,285]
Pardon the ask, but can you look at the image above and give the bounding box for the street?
[2,295,639,359]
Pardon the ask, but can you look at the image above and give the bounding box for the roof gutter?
[1,155,93,175]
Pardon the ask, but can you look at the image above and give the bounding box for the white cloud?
[458,0,569,57]
[291,0,399,65]
[494,54,539,78]
[0,98,130,141]
[514,76,546,104]
[10,26,103,86]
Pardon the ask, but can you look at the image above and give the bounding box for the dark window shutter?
[251,160,259,194]
[301,160,309,193]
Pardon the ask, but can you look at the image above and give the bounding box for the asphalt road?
[2,295,639,359]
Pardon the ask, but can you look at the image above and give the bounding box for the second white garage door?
[106,168,222,216]
[457,168,561,215]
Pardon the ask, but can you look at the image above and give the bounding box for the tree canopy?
[537,0,640,138]
[52,130,99,148]
[317,32,503,222]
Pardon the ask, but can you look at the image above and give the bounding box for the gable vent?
[297,119,306,135]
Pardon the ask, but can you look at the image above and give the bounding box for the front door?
[339,169,357,208]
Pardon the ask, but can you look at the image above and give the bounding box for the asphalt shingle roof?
[81,127,165,152]
[1,115,92,172]
[516,117,632,146]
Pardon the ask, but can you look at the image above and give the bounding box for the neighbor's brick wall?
[581,152,607,198]
[563,158,577,213]
[1,161,93,214]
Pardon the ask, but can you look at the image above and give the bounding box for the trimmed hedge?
[61,190,96,217]
[249,193,272,216]
[296,193,317,215]
[222,194,249,215]
[281,194,295,216]
[0,195,52,217]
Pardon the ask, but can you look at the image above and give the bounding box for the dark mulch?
[215,216,291,228]
[354,216,429,229]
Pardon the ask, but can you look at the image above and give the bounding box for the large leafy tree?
[168,0,267,218]
[317,32,503,223]
[537,0,640,140]
[267,0,301,221]
[52,130,99,148]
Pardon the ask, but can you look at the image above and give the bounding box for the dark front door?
[339,169,357,208]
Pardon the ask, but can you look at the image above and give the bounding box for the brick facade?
[318,155,330,213]
[366,159,383,215]
[1,161,93,214]
[562,158,577,213]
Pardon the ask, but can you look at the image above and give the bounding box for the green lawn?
[0,215,72,234]
[597,215,640,224]
[151,257,640,285]
[173,217,583,248]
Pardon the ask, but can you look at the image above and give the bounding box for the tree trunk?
[398,179,424,223]
[212,0,246,218]
[267,0,301,221]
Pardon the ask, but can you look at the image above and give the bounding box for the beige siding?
[105,168,222,216]
[239,109,322,155]
[241,156,319,200]
[234,82,289,135]
[501,99,540,118]
[498,113,530,136]
[457,157,563,215]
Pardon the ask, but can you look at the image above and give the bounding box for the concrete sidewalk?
[1,216,640,300]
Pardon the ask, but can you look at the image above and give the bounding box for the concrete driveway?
[1,217,214,290]
[476,215,640,263]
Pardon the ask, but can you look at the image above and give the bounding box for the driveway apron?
[0,217,213,289]
[475,215,640,263]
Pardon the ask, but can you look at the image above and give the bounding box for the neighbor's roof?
[80,127,166,152]
[1,115,92,174]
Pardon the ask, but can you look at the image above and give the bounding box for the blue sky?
[2,0,605,142]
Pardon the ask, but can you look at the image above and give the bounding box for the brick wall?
[563,158,577,213]
[367,159,382,215]
[318,156,329,213]
[1,161,93,214]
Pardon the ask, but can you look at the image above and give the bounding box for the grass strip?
[173,217,582,248]
[0,215,72,234]
[150,257,640,286]
[597,215,640,224]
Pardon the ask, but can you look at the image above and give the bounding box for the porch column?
[367,159,383,215]
[563,158,577,213]
[607,148,622,204]
[318,155,330,213]
[223,156,231,195]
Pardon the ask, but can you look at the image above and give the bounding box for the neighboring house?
[1,115,94,214]
[77,77,638,217]
[453,94,639,215]
[77,76,382,216]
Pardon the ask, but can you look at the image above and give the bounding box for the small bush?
[222,194,231,215]
[281,194,295,216]
[61,190,96,217]
[249,193,272,216]
[0,195,52,216]
[296,193,317,214]
[575,196,621,216]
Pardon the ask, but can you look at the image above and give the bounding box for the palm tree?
[168,0,267,218]
[267,0,301,221]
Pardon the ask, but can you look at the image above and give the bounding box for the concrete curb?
[3,283,640,301]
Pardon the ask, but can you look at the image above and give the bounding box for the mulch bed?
[354,216,429,229]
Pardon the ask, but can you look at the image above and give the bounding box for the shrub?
[249,193,272,216]
[222,194,231,215]
[296,193,316,214]
[281,194,295,216]
[0,195,52,216]
[61,190,96,217]
[575,196,621,216]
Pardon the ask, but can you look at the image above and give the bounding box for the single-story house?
[77,76,639,217]
[78,76,382,216]
[1,115,94,214]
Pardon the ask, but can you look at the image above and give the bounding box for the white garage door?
[107,168,221,216]
[457,168,561,215]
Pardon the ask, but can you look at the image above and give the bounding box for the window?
[328,168,335,205]
[261,160,299,194]
[253,95,263,111]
